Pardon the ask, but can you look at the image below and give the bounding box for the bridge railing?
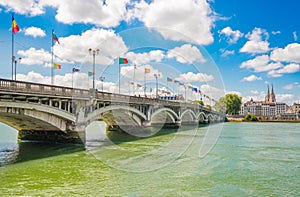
[0,78,222,115]
[0,78,91,98]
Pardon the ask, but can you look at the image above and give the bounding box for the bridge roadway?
[0,78,225,143]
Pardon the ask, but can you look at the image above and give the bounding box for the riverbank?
[227,117,300,123]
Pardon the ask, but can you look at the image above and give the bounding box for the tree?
[215,94,242,115]
[205,104,212,110]
[193,100,204,106]
[244,114,258,121]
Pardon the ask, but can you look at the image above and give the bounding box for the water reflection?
[0,142,19,166]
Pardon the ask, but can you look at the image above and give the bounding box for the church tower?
[270,84,276,102]
[265,84,276,102]
[265,85,270,102]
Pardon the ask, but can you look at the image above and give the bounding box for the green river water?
[0,122,299,196]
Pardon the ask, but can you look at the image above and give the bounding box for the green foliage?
[244,114,258,121]
[215,94,242,115]
[193,100,204,106]
[205,104,212,110]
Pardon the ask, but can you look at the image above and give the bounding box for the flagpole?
[133,64,136,96]
[118,58,120,94]
[11,14,14,81]
[51,29,54,86]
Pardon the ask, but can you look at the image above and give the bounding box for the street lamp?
[99,76,105,92]
[12,56,21,81]
[88,48,100,89]
[154,73,160,99]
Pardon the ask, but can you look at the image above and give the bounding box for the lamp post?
[99,76,105,92]
[154,73,160,99]
[88,48,100,89]
[12,56,21,81]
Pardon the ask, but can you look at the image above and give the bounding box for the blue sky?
[0,0,300,105]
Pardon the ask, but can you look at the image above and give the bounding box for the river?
[0,122,299,196]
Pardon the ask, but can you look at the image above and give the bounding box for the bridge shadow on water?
[1,141,85,166]
[106,123,210,145]
[1,124,211,166]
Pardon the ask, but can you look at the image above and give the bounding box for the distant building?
[240,85,289,118]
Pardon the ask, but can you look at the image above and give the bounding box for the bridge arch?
[180,109,197,121]
[85,105,148,126]
[0,101,75,131]
[150,107,179,124]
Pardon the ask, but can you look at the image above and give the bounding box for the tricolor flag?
[53,63,61,69]
[167,77,173,82]
[119,57,128,64]
[145,68,151,73]
[52,32,60,44]
[72,68,80,72]
[88,71,95,77]
[12,16,20,34]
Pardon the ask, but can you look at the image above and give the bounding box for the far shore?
[227,117,300,123]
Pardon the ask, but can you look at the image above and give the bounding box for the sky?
[0,0,300,105]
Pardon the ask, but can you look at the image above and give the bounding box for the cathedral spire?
[271,83,274,95]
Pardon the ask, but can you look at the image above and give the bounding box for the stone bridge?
[0,78,225,143]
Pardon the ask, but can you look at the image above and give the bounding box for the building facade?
[240,85,289,118]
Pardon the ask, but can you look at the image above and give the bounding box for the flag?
[167,77,173,82]
[72,68,80,72]
[137,84,143,87]
[192,87,198,93]
[130,82,134,85]
[198,89,202,94]
[52,32,60,44]
[53,63,61,69]
[12,16,19,34]
[174,80,179,84]
[134,64,136,69]
[88,71,94,77]
[179,82,184,86]
[119,57,128,64]
[145,68,151,73]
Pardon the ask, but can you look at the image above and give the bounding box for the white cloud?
[24,26,46,38]
[250,90,259,94]
[130,0,215,45]
[270,43,300,63]
[276,94,294,103]
[16,71,119,92]
[283,82,300,90]
[53,28,128,65]
[0,0,130,28]
[47,0,130,28]
[120,64,163,81]
[293,31,298,41]
[240,55,283,72]
[219,26,243,44]
[240,28,271,54]
[271,31,281,35]
[125,50,165,65]
[167,44,206,64]
[17,47,52,66]
[241,74,262,82]
[220,49,234,57]
[268,63,300,77]
[176,72,214,83]
[0,0,44,16]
